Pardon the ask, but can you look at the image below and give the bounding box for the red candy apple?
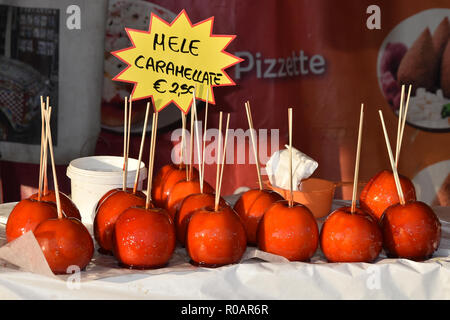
[320,206,383,262]
[6,199,58,242]
[174,193,228,245]
[94,189,146,254]
[30,190,81,221]
[186,206,247,267]
[165,179,214,219]
[234,189,284,245]
[257,200,319,261]
[380,201,441,260]
[113,206,176,268]
[360,170,416,220]
[152,164,199,208]
[34,217,94,274]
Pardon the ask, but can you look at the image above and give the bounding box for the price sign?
[111,10,242,113]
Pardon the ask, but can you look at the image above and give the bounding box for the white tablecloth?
[0,200,449,300]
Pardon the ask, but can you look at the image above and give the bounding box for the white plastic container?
[66,156,147,225]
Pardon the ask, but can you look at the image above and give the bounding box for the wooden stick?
[133,102,151,194]
[351,104,364,213]
[217,113,230,210]
[146,112,158,209]
[288,108,293,207]
[184,111,189,178]
[245,101,263,190]
[397,84,412,167]
[395,85,405,167]
[124,96,132,190]
[123,96,128,191]
[201,87,209,191]
[214,112,223,211]
[379,110,405,205]
[43,96,49,195]
[37,97,45,201]
[44,107,63,218]
[180,111,186,169]
[188,102,195,181]
[192,90,203,192]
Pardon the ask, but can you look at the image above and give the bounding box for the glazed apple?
[30,190,81,221]
[233,189,283,245]
[186,206,247,267]
[113,206,176,268]
[151,164,181,208]
[6,199,58,242]
[360,170,416,220]
[95,188,145,212]
[380,201,441,261]
[320,207,383,262]
[34,217,94,274]
[174,193,228,246]
[152,164,199,208]
[93,189,146,254]
[257,200,319,261]
[165,179,214,219]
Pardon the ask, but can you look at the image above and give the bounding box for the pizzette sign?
[111,10,242,113]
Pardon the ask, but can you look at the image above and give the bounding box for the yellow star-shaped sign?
[111,10,242,113]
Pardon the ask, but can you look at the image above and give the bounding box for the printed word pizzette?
[234,50,326,80]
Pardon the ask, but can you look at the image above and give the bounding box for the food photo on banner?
[0,0,448,305]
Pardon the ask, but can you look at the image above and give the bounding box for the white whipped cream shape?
[265,145,318,191]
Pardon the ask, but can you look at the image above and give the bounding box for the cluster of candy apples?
[321,99,441,263]
[93,95,250,268]
[6,98,93,274]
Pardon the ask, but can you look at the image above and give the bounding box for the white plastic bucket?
[66,156,147,225]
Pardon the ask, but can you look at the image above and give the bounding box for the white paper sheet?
[0,200,449,299]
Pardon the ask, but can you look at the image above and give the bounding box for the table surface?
[0,200,449,300]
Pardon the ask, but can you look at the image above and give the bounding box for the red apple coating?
[34,217,94,274]
[360,170,416,220]
[186,206,247,267]
[380,201,441,261]
[30,190,81,221]
[165,179,214,219]
[94,190,147,254]
[6,199,58,242]
[151,164,179,208]
[320,207,383,262]
[95,188,146,213]
[152,164,199,208]
[174,193,228,245]
[113,207,176,269]
[233,189,284,245]
[257,200,319,261]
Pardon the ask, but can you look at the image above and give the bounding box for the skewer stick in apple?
[43,96,50,195]
[146,112,159,210]
[201,88,209,191]
[245,101,263,190]
[379,110,405,205]
[133,102,151,194]
[395,85,405,167]
[44,107,63,218]
[188,103,195,182]
[180,110,186,170]
[214,112,223,211]
[351,104,364,213]
[122,97,128,191]
[192,89,204,193]
[396,84,412,167]
[38,97,46,201]
[288,108,294,207]
[217,113,231,209]
[124,97,132,189]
